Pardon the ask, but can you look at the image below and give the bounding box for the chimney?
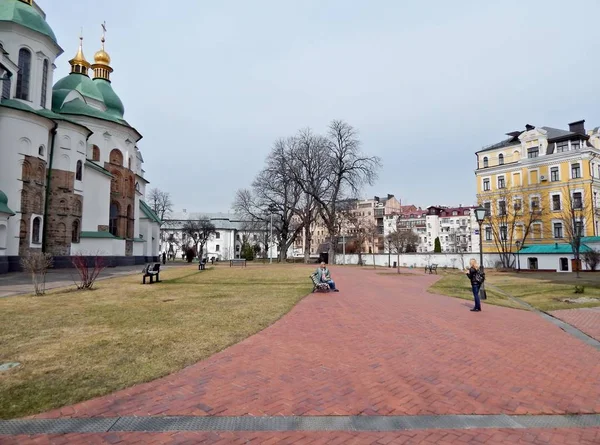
[374,196,380,202]
[525,124,535,131]
[387,194,394,200]
[569,120,586,135]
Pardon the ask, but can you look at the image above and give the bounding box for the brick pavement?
[32,268,600,419]
[551,307,600,341]
[3,428,600,444]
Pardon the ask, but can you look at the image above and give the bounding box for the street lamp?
[268,204,277,264]
[515,240,521,272]
[474,206,487,300]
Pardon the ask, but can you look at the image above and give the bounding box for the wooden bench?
[310,274,330,293]
[230,259,247,267]
[425,264,438,274]
[142,263,161,284]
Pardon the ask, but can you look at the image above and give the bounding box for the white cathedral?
[0,0,160,274]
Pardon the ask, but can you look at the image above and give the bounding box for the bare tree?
[289,122,381,264]
[343,207,370,266]
[477,181,541,269]
[561,183,591,277]
[147,188,173,224]
[233,138,304,262]
[583,250,600,271]
[181,215,216,260]
[165,232,179,260]
[20,252,53,296]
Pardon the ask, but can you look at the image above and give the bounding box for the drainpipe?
[41,122,58,253]
[590,159,596,236]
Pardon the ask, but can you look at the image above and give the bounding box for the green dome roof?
[0,0,58,44]
[0,189,15,216]
[94,79,125,118]
[53,73,104,103]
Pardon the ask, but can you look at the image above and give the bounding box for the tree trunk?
[397,252,400,274]
[304,227,311,264]
[328,235,338,265]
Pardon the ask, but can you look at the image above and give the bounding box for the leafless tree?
[561,183,591,277]
[182,215,216,260]
[147,188,173,224]
[364,220,380,269]
[20,252,53,295]
[583,250,600,271]
[343,206,370,266]
[289,121,381,264]
[233,138,304,262]
[477,181,541,269]
[387,230,419,273]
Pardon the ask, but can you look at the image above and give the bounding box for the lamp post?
[515,240,521,272]
[268,204,277,264]
[474,206,487,300]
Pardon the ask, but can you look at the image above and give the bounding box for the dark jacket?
[466,267,480,286]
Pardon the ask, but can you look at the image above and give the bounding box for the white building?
[161,211,276,261]
[0,0,160,274]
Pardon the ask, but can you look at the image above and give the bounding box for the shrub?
[434,237,442,253]
[583,250,600,271]
[574,285,585,294]
[241,243,255,261]
[185,247,196,263]
[20,252,53,296]
[72,253,106,290]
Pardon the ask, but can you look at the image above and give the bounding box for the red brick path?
[33,268,600,419]
[4,428,600,445]
[551,307,600,341]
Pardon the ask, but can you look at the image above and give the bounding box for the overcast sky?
[39,0,600,213]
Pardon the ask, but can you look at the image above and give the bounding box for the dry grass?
[428,270,523,310]
[429,269,600,312]
[0,264,312,419]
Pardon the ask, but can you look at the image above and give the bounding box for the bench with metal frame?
[142,263,161,284]
[310,273,330,293]
[425,264,438,274]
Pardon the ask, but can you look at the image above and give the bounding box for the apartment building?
[475,120,600,267]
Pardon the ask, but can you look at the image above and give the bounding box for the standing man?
[162,251,166,265]
[315,262,340,292]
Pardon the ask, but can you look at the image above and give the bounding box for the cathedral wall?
[81,167,111,233]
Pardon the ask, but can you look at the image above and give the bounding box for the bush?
[434,237,442,253]
[72,253,106,290]
[241,243,255,261]
[20,252,53,296]
[574,285,585,294]
[185,248,196,263]
[583,250,600,271]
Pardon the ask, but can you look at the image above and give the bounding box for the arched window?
[1,72,11,100]
[483,157,489,168]
[109,149,123,166]
[109,202,119,237]
[76,160,83,181]
[32,216,41,244]
[16,48,31,101]
[92,145,100,161]
[126,204,133,238]
[498,154,504,165]
[72,220,80,243]
[38,145,44,157]
[40,59,48,107]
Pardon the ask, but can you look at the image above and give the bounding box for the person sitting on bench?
[315,262,339,292]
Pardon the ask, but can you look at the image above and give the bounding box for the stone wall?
[46,169,82,256]
[19,155,46,256]
[105,154,135,255]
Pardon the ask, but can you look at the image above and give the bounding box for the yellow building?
[475,120,600,256]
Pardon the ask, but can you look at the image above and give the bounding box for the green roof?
[0,0,58,44]
[581,236,600,244]
[85,160,112,178]
[0,189,15,216]
[0,99,92,132]
[80,231,117,239]
[53,74,104,103]
[56,98,129,126]
[94,79,124,118]
[140,200,161,224]
[518,243,593,254]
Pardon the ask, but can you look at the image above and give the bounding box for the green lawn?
[0,265,312,419]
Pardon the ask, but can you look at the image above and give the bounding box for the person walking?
[315,262,340,292]
[162,252,166,265]
[466,258,484,312]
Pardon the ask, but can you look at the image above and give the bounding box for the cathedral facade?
[0,0,160,274]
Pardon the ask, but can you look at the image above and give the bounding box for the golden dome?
[94,48,111,66]
[69,36,91,74]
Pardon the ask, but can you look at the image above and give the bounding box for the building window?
[528,257,538,270]
[532,223,542,240]
[550,167,559,182]
[76,160,83,181]
[560,257,569,271]
[498,154,504,165]
[483,202,491,217]
[109,202,119,237]
[497,176,505,189]
[572,163,581,179]
[72,220,80,243]
[572,140,581,150]
[482,179,490,191]
[1,72,10,100]
[553,222,563,239]
[216,244,220,252]
[32,216,41,244]
[514,198,522,212]
[483,157,488,168]
[498,200,506,216]
[92,145,100,161]
[499,226,507,241]
[556,141,569,153]
[575,219,584,237]
[38,145,44,157]
[573,192,583,209]
[484,226,492,241]
[552,195,561,211]
[40,59,48,107]
[110,149,123,166]
[531,196,540,210]
[215,232,220,239]
[16,48,31,100]
[527,146,539,158]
